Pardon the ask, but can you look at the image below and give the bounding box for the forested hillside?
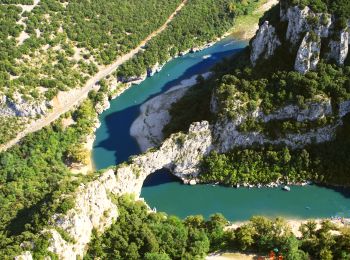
[164,0,350,187]
[116,0,259,78]
[85,195,350,260]
[0,0,262,258]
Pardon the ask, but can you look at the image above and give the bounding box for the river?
[92,36,350,221]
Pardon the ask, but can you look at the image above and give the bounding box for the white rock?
[0,93,50,117]
[189,180,197,185]
[130,73,212,152]
[47,169,119,259]
[339,100,350,117]
[250,21,281,65]
[328,30,349,65]
[295,32,321,74]
[14,251,33,260]
[213,99,342,153]
[286,6,311,45]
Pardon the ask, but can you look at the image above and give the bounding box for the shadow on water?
[94,47,244,167]
[143,169,181,187]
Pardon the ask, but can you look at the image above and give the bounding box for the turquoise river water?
[93,36,350,221]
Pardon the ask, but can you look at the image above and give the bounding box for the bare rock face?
[328,30,349,65]
[339,100,350,117]
[130,73,213,152]
[261,100,332,122]
[33,121,212,259]
[0,93,50,117]
[286,6,311,45]
[295,32,321,74]
[250,21,281,66]
[213,99,346,153]
[14,251,33,260]
[47,169,119,259]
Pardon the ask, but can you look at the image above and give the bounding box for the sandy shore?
[225,218,347,238]
[206,252,257,260]
[130,72,211,152]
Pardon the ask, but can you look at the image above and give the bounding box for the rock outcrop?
[47,169,119,259]
[0,94,50,117]
[94,93,110,114]
[285,6,311,45]
[328,30,349,65]
[29,121,212,259]
[213,99,348,153]
[294,32,321,74]
[250,21,281,65]
[253,1,349,72]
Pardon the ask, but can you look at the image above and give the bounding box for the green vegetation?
[287,0,350,18]
[200,113,350,186]
[0,0,181,98]
[0,97,99,258]
[237,116,336,139]
[214,62,350,120]
[0,117,26,144]
[163,75,214,138]
[85,195,350,259]
[200,146,310,185]
[116,0,260,79]
[0,0,183,144]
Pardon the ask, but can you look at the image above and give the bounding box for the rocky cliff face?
[294,32,321,73]
[328,30,349,65]
[0,94,50,117]
[21,121,212,259]
[250,21,281,65]
[212,98,349,153]
[251,2,349,73]
[47,169,119,259]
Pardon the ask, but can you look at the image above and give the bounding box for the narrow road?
[0,0,188,152]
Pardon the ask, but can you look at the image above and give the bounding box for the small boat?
[282,185,291,191]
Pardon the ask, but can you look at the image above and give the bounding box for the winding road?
[0,0,188,152]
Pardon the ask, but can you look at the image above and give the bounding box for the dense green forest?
[0,96,100,258]
[116,0,259,79]
[0,0,182,144]
[0,0,181,100]
[85,195,350,260]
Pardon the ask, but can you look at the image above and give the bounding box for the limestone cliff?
[251,1,349,73]
[0,93,51,117]
[211,98,349,153]
[19,121,211,259]
[250,21,281,65]
[294,32,321,74]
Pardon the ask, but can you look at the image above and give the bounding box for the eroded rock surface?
[250,21,281,65]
